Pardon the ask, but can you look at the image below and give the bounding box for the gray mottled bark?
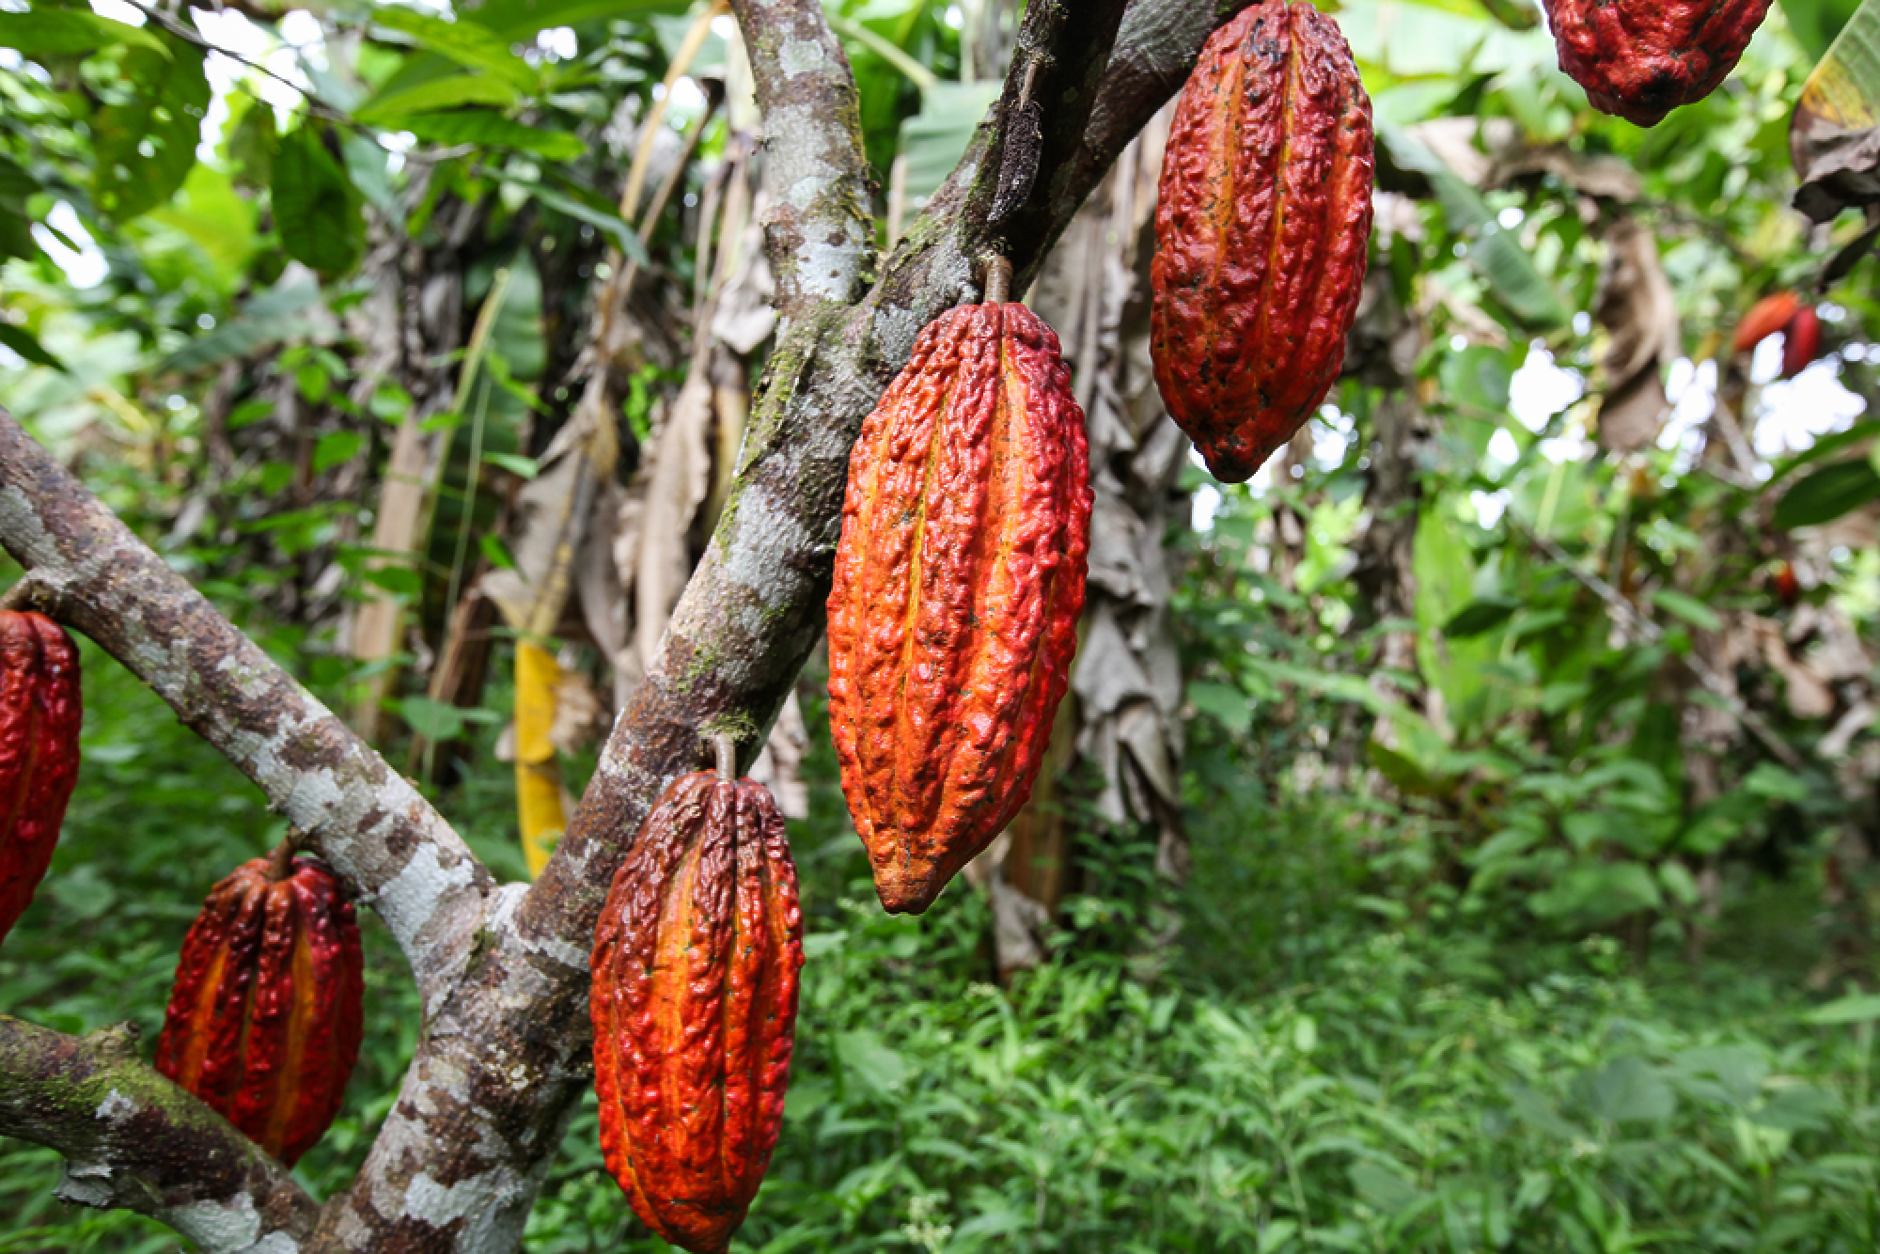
[0,1,1258,1250]
[0,1016,319,1252]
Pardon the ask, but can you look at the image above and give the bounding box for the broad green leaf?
[0,7,166,58]
[1650,588,1723,633]
[1765,418,1880,483]
[1381,126,1570,328]
[1773,458,1880,529]
[1791,0,1880,219]
[1444,595,1521,638]
[271,125,366,276]
[357,74,520,123]
[373,8,537,91]
[0,154,39,262]
[1803,993,1880,1023]
[158,280,323,375]
[502,178,646,264]
[899,80,1002,206]
[401,111,586,161]
[466,0,688,39]
[1581,1056,1676,1124]
[148,163,256,292]
[0,323,66,372]
[91,41,211,222]
[1784,0,1869,79]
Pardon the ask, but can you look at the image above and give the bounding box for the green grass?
[3,643,1878,1253]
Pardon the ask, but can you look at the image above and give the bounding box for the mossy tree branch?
[0,1016,319,1252]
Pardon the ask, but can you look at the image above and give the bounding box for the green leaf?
[313,431,364,473]
[1187,681,1248,728]
[1444,595,1521,638]
[357,74,520,123]
[1773,458,1880,529]
[1380,126,1569,328]
[1650,589,1723,633]
[271,124,365,276]
[1782,0,1865,65]
[158,279,323,375]
[0,322,65,372]
[372,8,537,91]
[501,178,646,264]
[91,41,211,222]
[400,111,586,161]
[1803,993,1880,1023]
[483,452,541,480]
[898,80,1002,206]
[0,7,167,58]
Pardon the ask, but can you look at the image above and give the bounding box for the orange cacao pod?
[826,300,1092,914]
[1782,305,1821,379]
[1543,0,1772,126]
[1150,0,1374,484]
[155,853,364,1166]
[1732,292,1799,354]
[0,610,81,948]
[590,764,803,1254]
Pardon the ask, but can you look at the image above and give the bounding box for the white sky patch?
[33,203,106,288]
[536,26,577,60]
[1193,483,1223,531]
[1509,343,1583,431]
[1755,360,1866,459]
[1473,488,1511,527]
[1313,405,1354,466]
[711,13,736,37]
[1487,427,1519,464]
[667,77,707,113]
[88,0,143,26]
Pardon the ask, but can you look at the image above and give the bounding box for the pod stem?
[984,255,1013,305]
[266,835,297,882]
[713,733,737,782]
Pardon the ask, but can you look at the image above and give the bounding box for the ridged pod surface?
[154,855,363,1166]
[1151,0,1374,484]
[826,301,1092,914]
[590,769,804,1254]
[0,610,81,948]
[1544,0,1772,126]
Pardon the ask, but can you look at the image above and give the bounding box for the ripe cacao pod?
[1543,0,1772,126]
[1150,0,1374,484]
[826,299,1092,914]
[1732,292,1799,355]
[155,853,363,1166]
[590,764,803,1254]
[0,610,81,948]
[1782,305,1822,379]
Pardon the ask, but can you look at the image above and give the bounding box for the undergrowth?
[2,640,1877,1253]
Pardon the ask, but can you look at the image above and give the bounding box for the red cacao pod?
[1782,305,1822,379]
[826,300,1092,914]
[1543,0,1772,126]
[1150,0,1374,484]
[1732,292,1799,354]
[0,610,81,948]
[155,853,363,1166]
[590,764,803,1254]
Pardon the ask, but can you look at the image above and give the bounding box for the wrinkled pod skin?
[154,855,364,1166]
[0,610,81,948]
[826,301,1093,914]
[1151,0,1374,484]
[590,769,804,1254]
[1544,0,1772,126]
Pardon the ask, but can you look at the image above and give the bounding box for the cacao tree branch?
[0,411,496,1010]
[0,1015,320,1252]
[119,8,1263,1249]
[727,0,876,325]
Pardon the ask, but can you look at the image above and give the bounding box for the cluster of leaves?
[7,646,1880,1253]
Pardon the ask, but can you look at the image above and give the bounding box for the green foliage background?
[3,0,1880,1249]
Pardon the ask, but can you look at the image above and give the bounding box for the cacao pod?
[1543,0,1772,126]
[0,610,81,948]
[1150,0,1374,484]
[155,853,363,1166]
[590,764,803,1254]
[826,299,1092,914]
[1732,292,1799,355]
[1782,305,1822,379]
